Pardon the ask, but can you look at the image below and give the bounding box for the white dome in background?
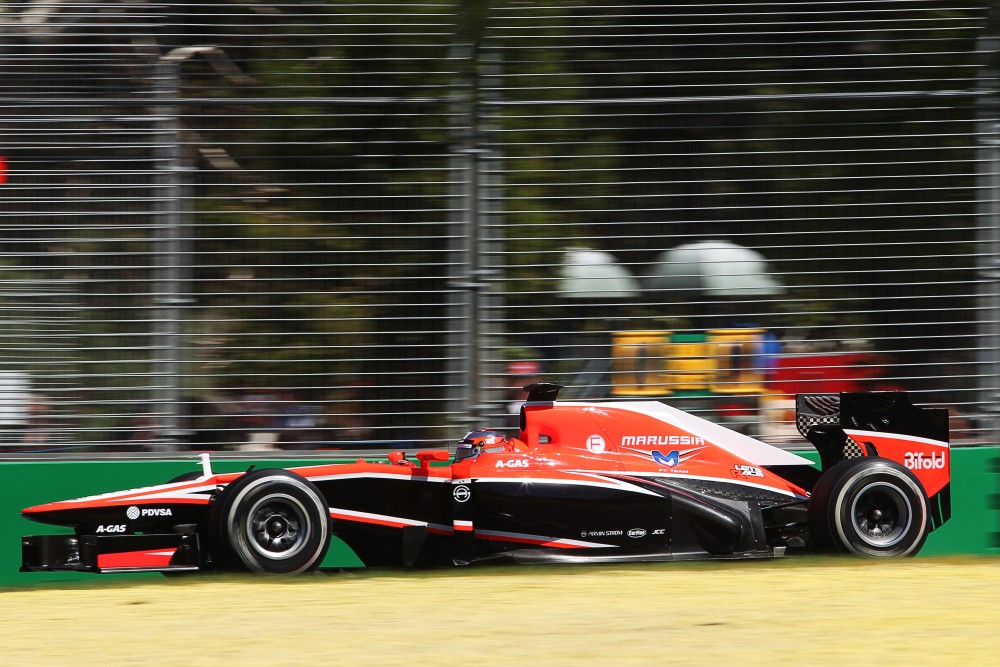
[559,248,641,299]
[647,240,783,296]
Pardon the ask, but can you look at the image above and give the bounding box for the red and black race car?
[21,385,951,575]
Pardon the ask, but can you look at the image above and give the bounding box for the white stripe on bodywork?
[474,528,615,549]
[556,401,814,467]
[328,507,612,548]
[63,481,218,504]
[328,506,427,527]
[328,506,452,533]
[96,470,451,504]
[473,471,663,497]
[622,471,805,498]
[307,471,452,484]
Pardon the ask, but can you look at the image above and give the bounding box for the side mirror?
[416,449,451,469]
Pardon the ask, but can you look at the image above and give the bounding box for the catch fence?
[0,1,997,452]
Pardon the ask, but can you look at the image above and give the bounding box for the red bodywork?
[21,389,951,573]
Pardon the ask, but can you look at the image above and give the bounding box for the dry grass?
[2,557,998,666]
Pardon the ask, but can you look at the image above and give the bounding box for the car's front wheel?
[808,457,929,557]
[209,469,331,574]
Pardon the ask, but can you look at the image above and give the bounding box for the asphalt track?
[3,556,998,666]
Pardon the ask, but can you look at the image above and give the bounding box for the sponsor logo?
[581,530,623,537]
[623,443,703,469]
[126,506,140,520]
[652,528,666,536]
[586,434,606,454]
[732,464,765,478]
[652,450,681,466]
[495,459,529,468]
[96,525,126,533]
[627,528,646,538]
[621,435,704,447]
[140,508,173,517]
[904,451,946,470]
[453,485,471,503]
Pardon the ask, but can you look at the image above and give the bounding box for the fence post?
[978,9,1000,443]
[152,48,219,447]
[446,42,478,435]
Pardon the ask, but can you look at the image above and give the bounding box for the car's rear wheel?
[209,469,331,574]
[808,457,929,557]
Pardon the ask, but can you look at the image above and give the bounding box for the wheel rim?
[244,493,309,561]
[849,481,913,549]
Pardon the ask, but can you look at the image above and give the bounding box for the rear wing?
[796,392,951,529]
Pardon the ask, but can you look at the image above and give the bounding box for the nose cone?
[21,493,109,528]
[21,500,76,526]
[22,500,54,518]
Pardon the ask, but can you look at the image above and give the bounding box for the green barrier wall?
[2,448,997,587]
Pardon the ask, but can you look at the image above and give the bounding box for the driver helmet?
[454,429,509,462]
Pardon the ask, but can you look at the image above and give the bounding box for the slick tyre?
[808,457,929,558]
[209,469,331,575]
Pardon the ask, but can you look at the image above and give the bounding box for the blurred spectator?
[179,394,227,451]
[278,390,323,449]
[128,412,158,447]
[330,381,376,447]
[22,394,54,445]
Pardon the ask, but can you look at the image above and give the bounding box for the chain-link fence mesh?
[0,1,996,452]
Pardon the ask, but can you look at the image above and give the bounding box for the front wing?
[22,533,201,574]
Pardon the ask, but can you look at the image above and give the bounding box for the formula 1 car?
[21,385,951,575]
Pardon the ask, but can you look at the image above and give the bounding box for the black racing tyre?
[208,469,331,575]
[808,457,929,558]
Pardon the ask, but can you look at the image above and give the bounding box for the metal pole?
[446,42,476,436]
[977,8,1000,444]
[152,47,219,447]
[478,49,506,425]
